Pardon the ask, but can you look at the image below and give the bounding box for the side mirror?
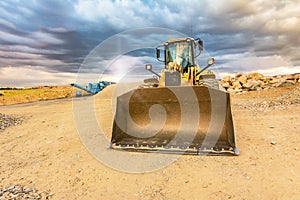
[207,58,216,65]
[144,64,161,78]
[198,58,216,75]
[145,64,152,71]
[156,49,160,58]
[198,40,203,51]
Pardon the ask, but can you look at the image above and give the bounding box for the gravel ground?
[233,85,300,111]
[0,113,24,132]
[0,185,53,199]
[0,84,299,199]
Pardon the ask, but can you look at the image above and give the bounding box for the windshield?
[165,41,194,69]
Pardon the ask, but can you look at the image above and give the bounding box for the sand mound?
[94,84,116,100]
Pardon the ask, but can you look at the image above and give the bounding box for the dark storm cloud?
[0,1,97,74]
[0,0,300,86]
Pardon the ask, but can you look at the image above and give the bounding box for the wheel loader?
[110,37,239,155]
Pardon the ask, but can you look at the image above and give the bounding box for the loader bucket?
[110,86,239,155]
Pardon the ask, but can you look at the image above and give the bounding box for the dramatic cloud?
[0,0,299,86]
[0,66,76,87]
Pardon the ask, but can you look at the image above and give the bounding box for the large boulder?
[269,78,279,84]
[220,80,231,88]
[222,75,232,82]
[231,80,242,89]
[237,74,248,85]
[247,72,264,81]
[235,73,243,78]
[243,79,259,90]
[264,76,274,83]
[284,74,295,80]
[275,79,295,87]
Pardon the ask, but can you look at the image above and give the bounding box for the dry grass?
[0,86,73,106]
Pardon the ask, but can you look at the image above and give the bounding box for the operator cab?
[165,38,196,71]
[156,37,203,72]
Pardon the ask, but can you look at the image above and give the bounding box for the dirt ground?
[0,84,300,199]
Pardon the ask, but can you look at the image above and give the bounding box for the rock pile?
[0,113,24,131]
[221,72,300,93]
[234,84,300,112]
[0,185,53,199]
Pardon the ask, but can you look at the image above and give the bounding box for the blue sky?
[0,0,300,86]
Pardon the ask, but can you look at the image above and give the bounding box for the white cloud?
[0,50,43,59]
[106,55,147,81]
[216,54,296,78]
[0,18,16,29]
[1,0,300,86]
[0,29,65,47]
[255,66,300,76]
[0,50,66,70]
[217,65,300,79]
[47,27,70,33]
[32,31,65,45]
[0,45,66,55]
[74,0,170,30]
[0,6,18,21]
[0,30,37,45]
[0,66,76,87]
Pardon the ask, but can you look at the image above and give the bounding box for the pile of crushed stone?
[0,113,24,131]
[234,86,300,111]
[0,184,53,199]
